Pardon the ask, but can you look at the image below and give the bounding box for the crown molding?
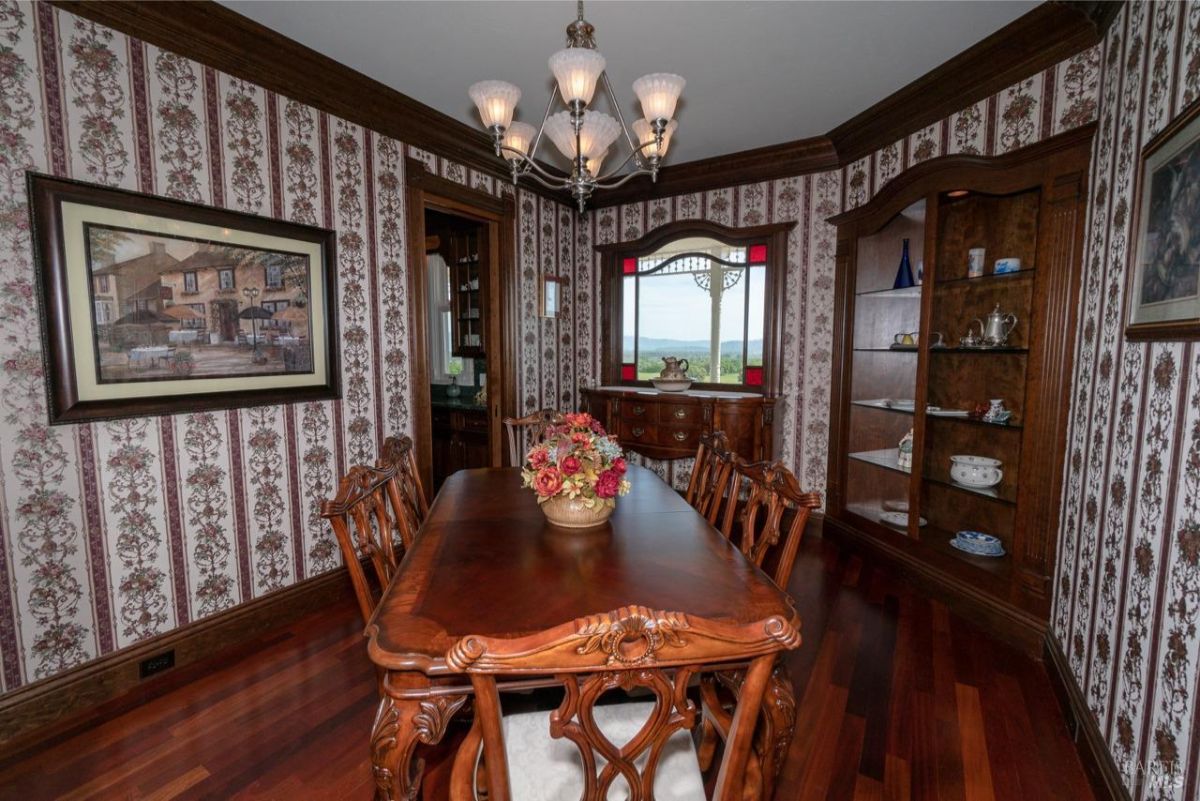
[49,0,566,203]
[826,1,1102,164]
[588,136,838,209]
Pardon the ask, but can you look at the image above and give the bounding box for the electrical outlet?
[139,650,175,679]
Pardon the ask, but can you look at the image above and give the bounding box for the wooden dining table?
[365,464,801,799]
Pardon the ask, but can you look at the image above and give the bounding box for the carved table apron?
[364,465,801,800]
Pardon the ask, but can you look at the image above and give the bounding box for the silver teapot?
[971,304,1018,347]
[659,356,690,379]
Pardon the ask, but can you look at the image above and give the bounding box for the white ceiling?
[220,0,1039,166]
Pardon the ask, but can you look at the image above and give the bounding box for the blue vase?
[894,239,915,289]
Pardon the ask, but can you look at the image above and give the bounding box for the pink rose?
[528,447,550,469]
[611,457,627,475]
[532,466,564,498]
[561,455,582,475]
[595,468,621,499]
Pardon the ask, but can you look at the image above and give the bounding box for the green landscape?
[628,337,763,382]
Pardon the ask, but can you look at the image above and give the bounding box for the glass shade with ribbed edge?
[502,122,537,161]
[586,149,609,177]
[542,111,621,162]
[548,47,606,105]
[468,80,521,130]
[632,118,677,159]
[632,73,685,123]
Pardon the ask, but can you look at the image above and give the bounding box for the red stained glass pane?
[621,363,636,380]
[745,366,764,386]
[623,257,638,274]
[748,244,768,264]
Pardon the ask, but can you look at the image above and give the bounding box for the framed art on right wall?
[1127,98,1200,340]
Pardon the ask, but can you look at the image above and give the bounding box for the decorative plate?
[879,511,927,527]
[950,538,1006,558]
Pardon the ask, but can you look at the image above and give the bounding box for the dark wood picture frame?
[28,173,340,424]
[1126,97,1200,340]
[595,219,795,396]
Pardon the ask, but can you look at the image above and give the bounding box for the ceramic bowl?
[949,454,1003,488]
[950,536,1006,557]
[650,378,693,392]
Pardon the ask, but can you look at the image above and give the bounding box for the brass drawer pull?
[673,408,687,420]
[632,427,645,438]
[673,430,687,442]
[632,405,646,416]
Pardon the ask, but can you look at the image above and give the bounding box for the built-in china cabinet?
[825,124,1094,645]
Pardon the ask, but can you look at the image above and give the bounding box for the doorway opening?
[406,162,517,493]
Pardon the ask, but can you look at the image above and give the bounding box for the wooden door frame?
[406,159,518,491]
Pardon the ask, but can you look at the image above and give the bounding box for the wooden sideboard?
[431,403,489,491]
[581,387,774,462]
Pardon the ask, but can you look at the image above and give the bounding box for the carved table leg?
[756,662,796,801]
[371,672,469,801]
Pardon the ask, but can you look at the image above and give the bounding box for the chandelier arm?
[599,70,643,167]
[591,140,658,183]
[527,83,562,164]
[499,147,573,184]
[524,169,575,191]
[593,166,658,190]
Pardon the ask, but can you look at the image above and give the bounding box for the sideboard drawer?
[618,419,656,446]
[662,403,699,425]
[619,399,657,422]
[658,425,698,451]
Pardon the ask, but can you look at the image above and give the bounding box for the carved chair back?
[684,431,738,525]
[448,606,794,801]
[378,435,428,545]
[502,408,564,466]
[717,461,822,590]
[320,463,408,624]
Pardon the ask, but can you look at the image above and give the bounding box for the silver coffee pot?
[972,304,1018,346]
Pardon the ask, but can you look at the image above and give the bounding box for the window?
[265,264,283,290]
[95,275,110,294]
[426,253,463,382]
[183,271,198,293]
[182,303,206,330]
[261,300,289,329]
[218,269,235,290]
[617,236,768,387]
[94,300,111,324]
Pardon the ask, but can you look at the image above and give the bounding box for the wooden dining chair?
[378,434,428,542]
[716,460,822,591]
[684,431,739,524]
[502,408,563,465]
[320,463,408,624]
[446,606,787,801]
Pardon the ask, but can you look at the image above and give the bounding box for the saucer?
[879,511,927,528]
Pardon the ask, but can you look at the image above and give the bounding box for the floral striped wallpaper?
[1052,3,1200,799]
[0,1,574,695]
[589,43,1103,497]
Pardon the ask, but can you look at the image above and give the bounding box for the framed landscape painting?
[28,174,340,424]
[1127,99,1200,340]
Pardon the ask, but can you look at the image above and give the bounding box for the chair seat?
[502,701,705,800]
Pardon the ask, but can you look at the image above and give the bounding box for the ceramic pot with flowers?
[521,411,631,529]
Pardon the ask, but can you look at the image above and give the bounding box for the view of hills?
[625,336,763,357]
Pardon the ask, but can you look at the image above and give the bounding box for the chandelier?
[468,1,685,212]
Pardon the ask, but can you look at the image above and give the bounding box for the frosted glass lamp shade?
[542,112,578,161]
[543,111,621,162]
[502,122,537,160]
[468,80,521,130]
[586,149,609,177]
[632,73,685,123]
[633,118,678,159]
[548,47,606,105]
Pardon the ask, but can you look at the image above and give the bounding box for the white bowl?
[949,454,1003,488]
[651,377,693,392]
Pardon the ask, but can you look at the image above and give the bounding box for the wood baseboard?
[0,567,354,756]
[821,515,1046,654]
[1043,632,1131,801]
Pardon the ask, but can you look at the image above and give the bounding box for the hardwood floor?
[0,527,1095,800]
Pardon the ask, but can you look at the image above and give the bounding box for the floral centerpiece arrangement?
[521,412,631,528]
